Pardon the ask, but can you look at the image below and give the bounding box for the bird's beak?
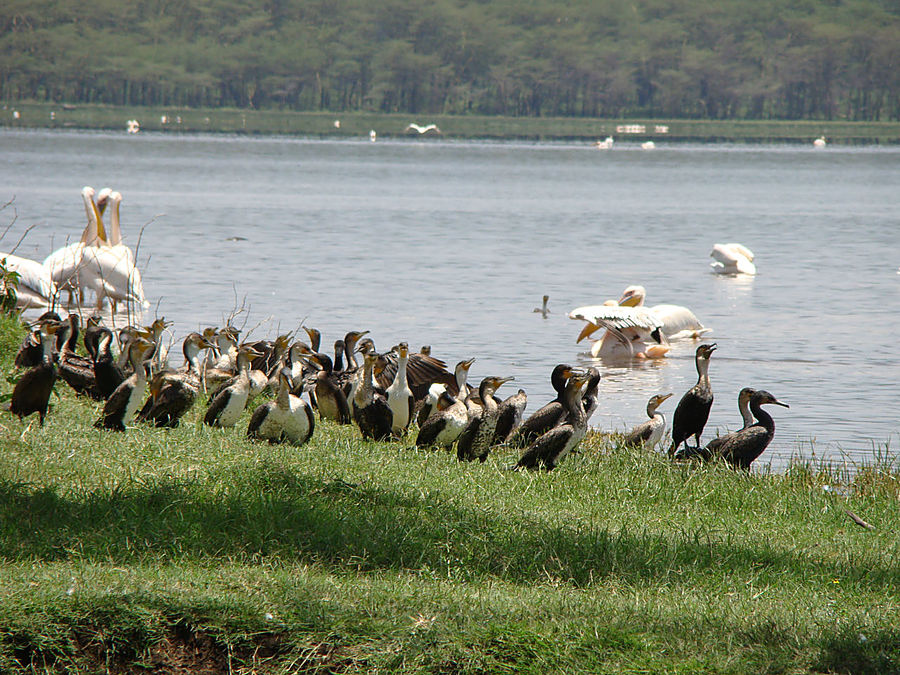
[576,322,601,343]
[618,292,641,307]
[462,358,476,369]
[772,398,790,408]
[660,393,673,403]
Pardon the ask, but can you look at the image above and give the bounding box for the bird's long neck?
[455,368,469,398]
[394,353,409,389]
[108,197,122,246]
[565,380,587,426]
[345,340,358,369]
[184,340,201,374]
[480,386,498,414]
[41,332,55,366]
[750,401,775,432]
[356,359,375,404]
[333,344,344,372]
[277,378,291,410]
[739,397,754,428]
[696,357,711,386]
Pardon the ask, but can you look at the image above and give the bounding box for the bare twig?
[845,509,875,530]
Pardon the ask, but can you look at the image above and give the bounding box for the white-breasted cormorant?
[203,345,262,428]
[385,342,414,436]
[623,393,673,450]
[94,339,155,431]
[247,368,315,446]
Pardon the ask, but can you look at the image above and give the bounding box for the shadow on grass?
[1,463,898,592]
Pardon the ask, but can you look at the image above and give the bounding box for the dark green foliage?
[2,0,899,120]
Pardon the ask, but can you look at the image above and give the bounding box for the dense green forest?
[2,0,899,120]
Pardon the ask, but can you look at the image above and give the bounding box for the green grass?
[5,102,900,143]
[1,313,899,673]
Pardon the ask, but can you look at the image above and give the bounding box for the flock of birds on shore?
[2,187,788,471]
[5,309,788,471]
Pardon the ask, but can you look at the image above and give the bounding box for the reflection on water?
[3,129,900,470]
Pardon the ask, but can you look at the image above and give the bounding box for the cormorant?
[456,376,514,462]
[493,389,528,444]
[714,390,789,470]
[514,371,590,471]
[247,368,315,446]
[94,339,155,431]
[669,343,717,456]
[307,352,351,424]
[622,393,673,450]
[680,387,757,460]
[507,364,576,448]
[8,321,61,426]
[385,342,414,436]
[416,391,468,449]
[352,350,392,441]
[203,345,262,428]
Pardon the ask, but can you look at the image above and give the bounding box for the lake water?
[2,128,899,470]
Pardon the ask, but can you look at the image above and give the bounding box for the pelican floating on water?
[710,243,756,276]
[813,136,826,148]
[569,285,707,359]
[596,136,614,149]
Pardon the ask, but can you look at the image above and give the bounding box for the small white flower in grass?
[859,634,868,643]
[264,612,274,621]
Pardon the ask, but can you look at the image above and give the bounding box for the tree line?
[2,0,899,120]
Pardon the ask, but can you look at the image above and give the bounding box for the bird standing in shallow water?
[669,343,717,456]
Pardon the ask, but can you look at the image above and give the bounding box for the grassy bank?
[1,313,899,673]
[4,102,900,143]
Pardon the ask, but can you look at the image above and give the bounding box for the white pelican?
[595,136,614,150]
[369,130,377,142]
[710,243,756,275]
[641,141,656,150]
[813,136,826,148]
[406,123,440,134]
[0,252,58,309]
[43,186,98,304]
[78,190,148,311]
[569,285,708,359]
[126,119,140,134]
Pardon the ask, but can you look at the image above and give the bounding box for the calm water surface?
[3,129,899,469]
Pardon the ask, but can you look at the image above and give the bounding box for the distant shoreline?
[4,102,900,144]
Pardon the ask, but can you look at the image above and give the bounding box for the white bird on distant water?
[813,136,827,148]
[369,129,377,142]
[569,285,707,359]
[596,136,614,150]
[710,243,756,276]
[406,123,440,134]
[641,141,656,150]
